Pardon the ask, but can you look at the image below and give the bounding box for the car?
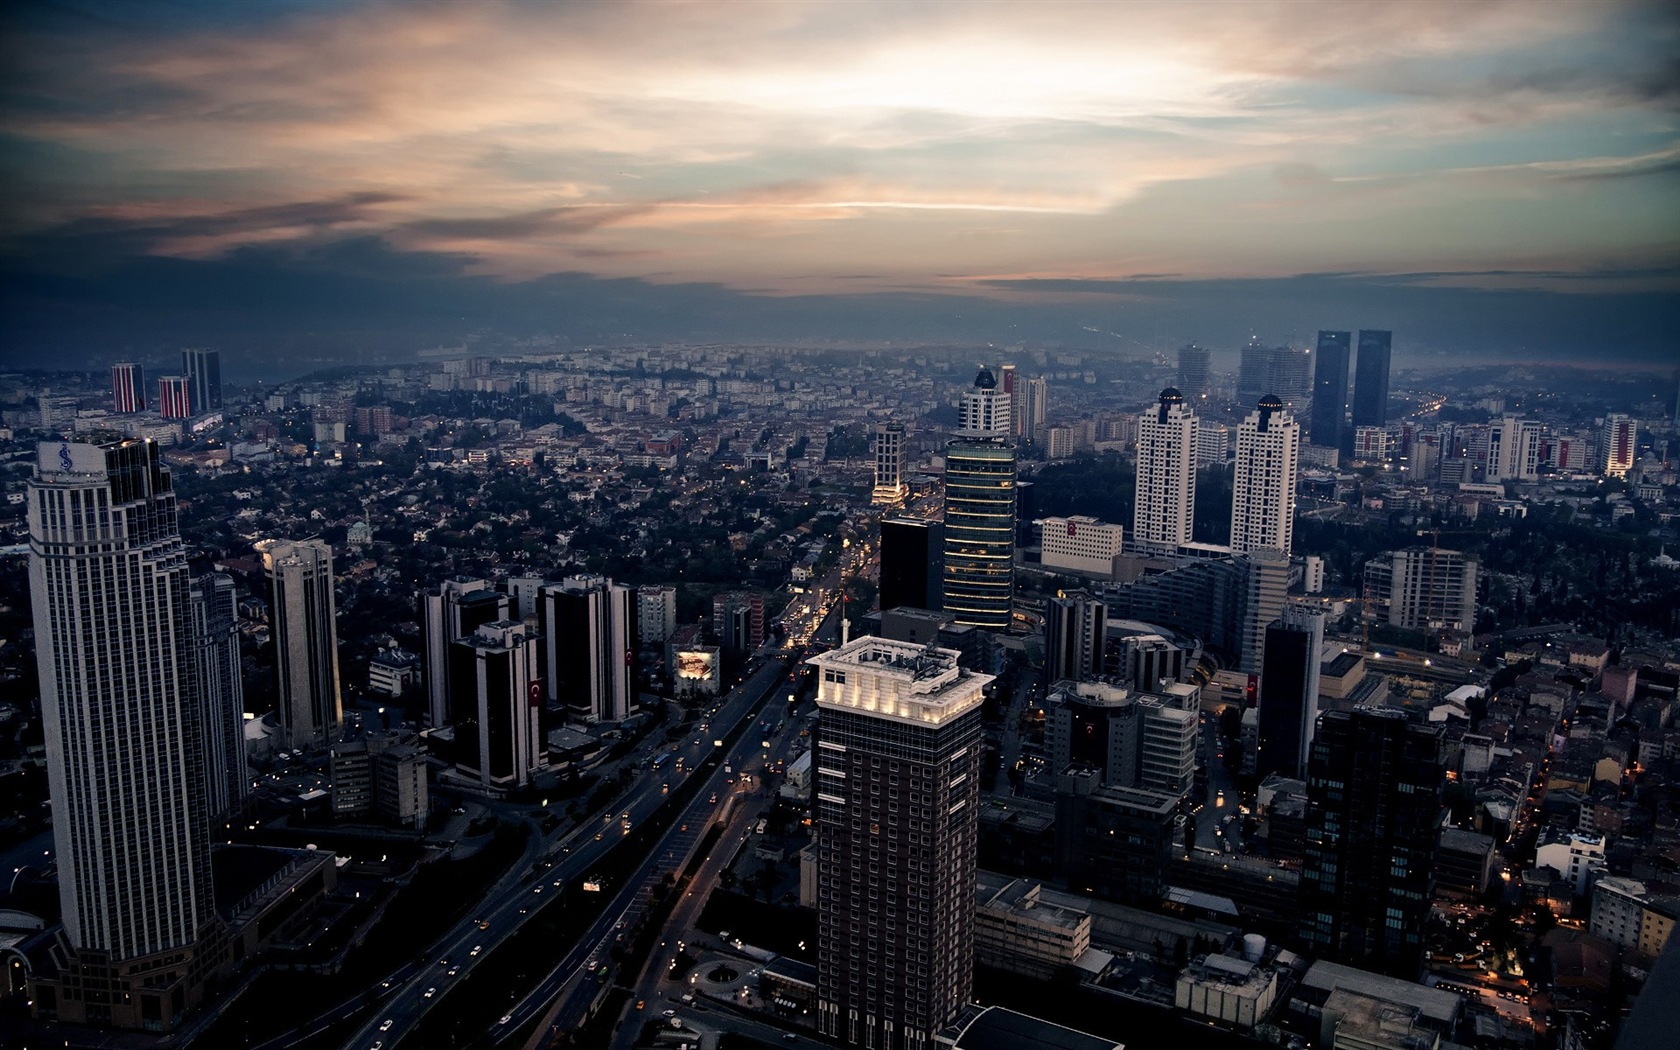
[447,966,459,977]
[636,999,646,1010]
[477,918,490,929]
[499,1013,513,1025]
[664,1008,678,1017]
[470,945,483,957]
[379,1019,395,1031]
[423,986,437,999]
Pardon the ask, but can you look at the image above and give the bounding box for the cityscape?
[1,5,1678,1050]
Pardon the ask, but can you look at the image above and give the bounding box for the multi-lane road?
[337,656,797,1050]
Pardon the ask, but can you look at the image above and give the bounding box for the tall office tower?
[1132,388,1198,555]
[1299,708,1445,978]
[189,573,247,825]
[419,577,510,728]
[1351,425,1392,464]
[880,517,944,612]
[1177,344,1211,400]
[943,367,1016,630]
[1237,337,1270,405]
[539,574,637,723]
[449,620,545,789]
[1254,606,1324,780]
[1230,396,1300,556]
[1308,331,1350,450]
[711,590,765,651]
[181,347,222,412]
[1020,375,1048,441]
[1046,681,1198,797]
[998,363,1018,437]
[111,362,146,414]
[809,637,990,1050]
[1044,589,1107,684]
[1268,346,1312,412]
[872,423,909,505]
[27,438,221,1029]
[1351,330,1392,430]
[261,539,343,749]
[1363,547,1479,634]
[1601,413,1636,478]
[158,374,192,419]
[1489,415,1541,481]
[637,584,678,646]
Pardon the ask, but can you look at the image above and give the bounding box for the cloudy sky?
[2,0,1677,372]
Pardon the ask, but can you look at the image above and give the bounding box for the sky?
[2,0,1677,374]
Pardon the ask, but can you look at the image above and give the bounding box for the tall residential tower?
[1132,388,1198,554]
[1230,395,1300,556]
[261,539,343,749]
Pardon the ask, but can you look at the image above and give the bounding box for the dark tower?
[879,517,944,612]
[1308,331,1350,450]
[1351,330,1392,431]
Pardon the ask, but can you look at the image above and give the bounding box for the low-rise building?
[975,879,1092,980]
[1175,952,1280,1029]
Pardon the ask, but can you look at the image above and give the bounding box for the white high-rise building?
[1602,414,1636,478]
[637,584,678,645]
[261,538,343,749]
[1489,415,1541,481]
[1133,388,1198,554]
[958,366,1011,437]
[28,438,220,1028]
[1230,395,1300,556]
[872,422,909,505]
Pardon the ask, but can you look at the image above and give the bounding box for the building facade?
[1039,515,1123,576]
[157,374,192,419]
[1601,414,1636,478]
[419,576,510,728]
[181,348,222,412]
[943,369,1016,630]
[189,572,247,825]
[880,517,943,613]
[637,584,678,645]
[809,637,990,1050]
[872,423,909,505]
[1351,330,1392,431]
[1177,344,1211,400]
[27,438,223,1029]
[450,620,546,788]
[1299,708,1445,979]
[111,362,146,414]
[1044,590,1106,685]
[1363,547,1478,635]
[541,575,637,723]
[1133,388,1198,554]
[1230,396,1300,556]
[1309,331,1350,451]
[262,538,342,749]
[1255,606,1324,780]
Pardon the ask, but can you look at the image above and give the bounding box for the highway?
[337,657,795,1050]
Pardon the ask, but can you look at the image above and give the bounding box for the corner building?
[809,637,991,1050]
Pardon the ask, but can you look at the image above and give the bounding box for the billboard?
[675,650,715,681]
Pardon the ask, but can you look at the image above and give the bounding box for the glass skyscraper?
[942,368,1016,630]
[1308,330,1350,449]
[1351,329,1392,430]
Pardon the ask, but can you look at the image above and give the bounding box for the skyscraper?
[539,574,637,723]
[1308,331,1350,450]
[111,361,146,414]
[419,576,510,729]
[1489,414,1541,481]
[1254,606,1323,780]
[1601,413,1636,478]
[998,362,1018,436]
[1237,337,1270,406]
[261,538,342,749]
[1351,330,1392,430]
[880,517,944,612]
[1299,708,1445,978]
[872,422,909,505]
[158,374,192,419]
[809,637,990,1050]
[1177,344,1211,400]
[449,620,545,789]
[181,347,222,412]
[189,573,247,825]
[1268,346,1312,412]
[27,438,221,1029]
[1230,395,1300,556]
[943,367,1016,630]
[1044,589,1106,684]
[1363,547,1479,635]
[1020,375,1047,441]
[1132,388,1198,554]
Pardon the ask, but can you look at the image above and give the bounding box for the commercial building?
[880,517,943,613]
[1175,952,1281,1030]
[1602,413,1636,477]
[330,731,430,828]
[26,438,224,1030]
[158,374,192,419]
[181,348,223,412]
[188,572,247,825]
[809,637,990,1050]
[974,879,1092,980]
[111,362,146,414]
[1039,515,1123,576]
[1489,414,1541,481]
[450,620,546,789]
[1309,331,1351,451]
[1177,344,1211,400]
[1054,768,1180,904]
[1351,330,1392,431]
[540,574,637,723]
[1363,547,1478,635]
[1045,680,1198,797]
[1133,388,1198,554]
[1299,708,1445,979]
[711,589,765,652]
[872,422,909,505]
[943,368,1016,630]
[1255,607,1324,780]
[1230,395,1299,556]
[419,576,510,728]
[1044,590,1106,686]
[1107,549,1287,674]
[261,538,342,749]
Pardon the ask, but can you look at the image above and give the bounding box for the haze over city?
[2,0,1678,372]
